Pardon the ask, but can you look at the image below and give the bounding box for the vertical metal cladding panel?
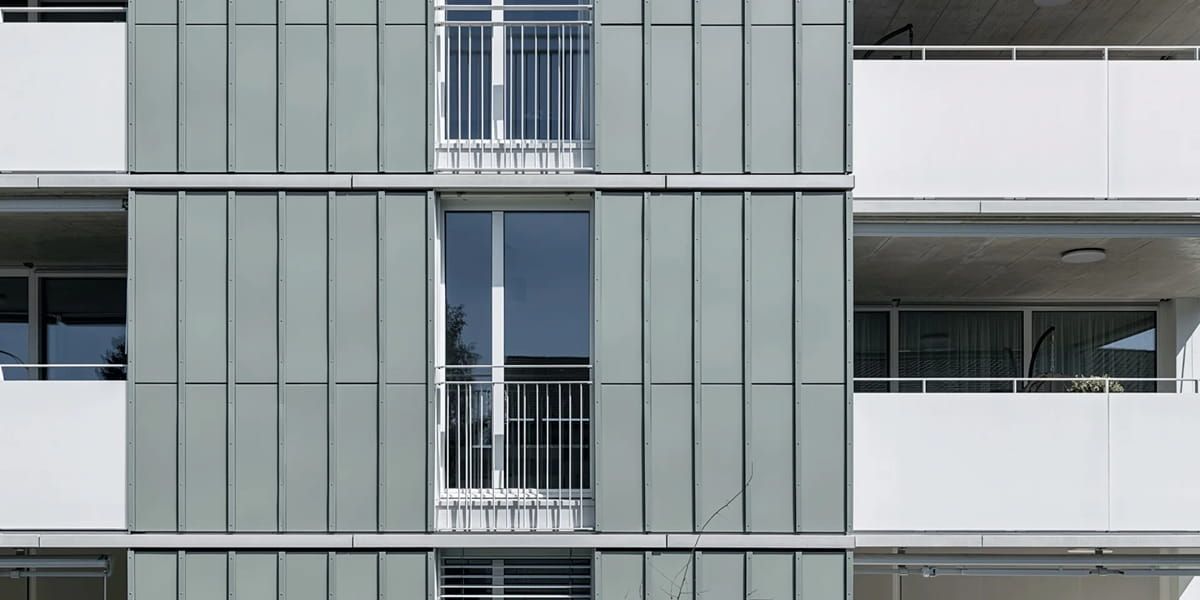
[281,384,329,531]
[282,193,329,383]
[596,193,642,385]
[748,193,792,383]
[182,26,228,172]
[595,552,643,600]
[799,0,844,24]
[698,0,739,24]
[383,0,424,23]
[797,553,847,600]
[749,0,791,24]
[698,193,742,384]
[185,0,225,24]
[597,0,640,24]
[797,26,845,174]
[132,192,178,382]
[181,193,227,383]
[332,27,379,171]
[233,193,279,383]
[646,385,692,532]
[131,553,177,600]
[281,26,329,171]
[182,385,228,531]
[285,0,327,24]
[695,385,742,532]
[132,384,178,531]
[647,27,693,172]
[797,193,844,384]
[645,553,692,600]
[332,554,377,599]
[332,194,379,383]
[280,554,328,600]
[595,384,644,532]
[232,385,279,531]
[647,193,691,384]
[747,27,794,173]
[134,0,175,23]
[183,554,226,600]
[331,384,379,531]
[235,0,276,24]
[334,0,376,24]
[381,384,426,531]
[382,193,426,385]
[695,553,743,599]
[595,26,643,173]
[649,0,691,24]
[746,385,793,532]
[231,553,278,600]
[748,552,794,599]
[132,27,178,171]
[696,27,742,173]
[381,26,428,171]
[381,553,431,600]
[796,384,845,533]
[232,26,278,171]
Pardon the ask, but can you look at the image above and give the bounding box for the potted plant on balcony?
[1066,375,1124,393]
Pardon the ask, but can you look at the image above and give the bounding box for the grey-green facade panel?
[131,552,432,600]
[129,188,847,535]
[596,551,850,600]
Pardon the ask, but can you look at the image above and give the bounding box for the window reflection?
[0,278,30,381]
[1031,311,1156,392]
[41,278,126,380]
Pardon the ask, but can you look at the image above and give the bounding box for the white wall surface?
[856,574,1165,600]
[0,381,125,530]
[0,23,125,172]
[855,392,1200,532]
[854,60,1200,200]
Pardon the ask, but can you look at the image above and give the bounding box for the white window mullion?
[491,211,507,491]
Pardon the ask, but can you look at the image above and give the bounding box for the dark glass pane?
[1031,311,1156,393]
[0,278,30,381]
[444,212,493,379]
[504,25,591,140]
[444,383,493,489]
[505,381,590,490]
[854,311,889,393]
[41,278,126,380]
[444,4,493,141]
[504,211,589,381]
[898,311,1023,393]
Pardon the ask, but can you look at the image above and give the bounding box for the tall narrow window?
[439,209,592,531]
[854,311,889,392]
[0,278,30,381]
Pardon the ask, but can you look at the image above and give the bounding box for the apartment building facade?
[0,0,853,597]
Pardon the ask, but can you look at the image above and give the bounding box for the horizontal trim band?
[1,533,852,550]
[855,197,1200,217]
[0,173,855,192]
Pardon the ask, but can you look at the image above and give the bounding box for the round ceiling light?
[1060,248,1106,264]
[1034,0,1071,6]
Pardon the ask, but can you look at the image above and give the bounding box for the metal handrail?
[855,376,1200,393]
[0,6,126,12]
[0,363,127,382]
[854,44,1200,61]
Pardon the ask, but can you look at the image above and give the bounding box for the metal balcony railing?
[855,44,1200,61]
[435,365,592,531]
[0,363,126,381]
[0,5,125,22]
[433,2,593,173]
[855,376,1200,394]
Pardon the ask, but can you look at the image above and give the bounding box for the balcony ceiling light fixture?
[1034,0,1072,7]
[1060,248,1106,264]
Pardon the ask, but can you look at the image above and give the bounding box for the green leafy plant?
[1067,375,1124,393]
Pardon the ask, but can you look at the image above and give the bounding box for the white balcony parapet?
[0,365,126,530]
[855,376,1200,533]
[435,366,593,531]
[0,22,126,172]
[433,3,594,173]
[853,45,1200,201]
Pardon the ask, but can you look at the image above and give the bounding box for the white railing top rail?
[855,44,1200,60]
[434,3,591,24]
[0,363,126,382]
[1,6,125,13]
[855,376,1200,393]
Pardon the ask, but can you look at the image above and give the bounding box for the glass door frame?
[433,193,594,496]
